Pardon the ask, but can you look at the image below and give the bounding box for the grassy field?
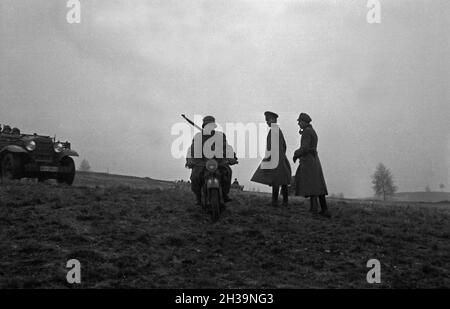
[73,171,174,189]
[393,191,450,203]
[0,173,449,288]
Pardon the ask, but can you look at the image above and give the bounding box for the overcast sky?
[1,0,449,197]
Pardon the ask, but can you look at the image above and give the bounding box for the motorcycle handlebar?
[187,158,238,168]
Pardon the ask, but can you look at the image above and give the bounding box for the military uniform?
[293,113,330,217]
[186,116,235,204]
[251,112,292,206]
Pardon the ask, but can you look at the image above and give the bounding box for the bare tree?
[79,159,91,172]
[371,163,397,201]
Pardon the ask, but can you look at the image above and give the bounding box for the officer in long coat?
[293,113,331,217]
[251,111,292,206]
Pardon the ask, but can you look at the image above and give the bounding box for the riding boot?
[221,167,232,203]
[271,186,280,207]
[309,196,319,214]
[221,188,232,203]
[318,195,331,218]
[194,192,202,206]
[281,185,289,206]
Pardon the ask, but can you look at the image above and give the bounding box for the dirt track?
[0,179,449,288]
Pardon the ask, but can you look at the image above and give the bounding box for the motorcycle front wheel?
[209,188,221,222]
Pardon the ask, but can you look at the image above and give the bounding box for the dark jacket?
[187,131,234,161]
[251,125,292,186]
[293,125,328,196]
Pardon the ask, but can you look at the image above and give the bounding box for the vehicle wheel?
[1,153,23,182]
[57,157,75,185]
[210,189,221,222]
[201,186,208,212]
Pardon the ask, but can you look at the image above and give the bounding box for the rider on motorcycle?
[185,116,237,205]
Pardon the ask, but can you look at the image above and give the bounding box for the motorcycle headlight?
[206,159,218,172]
[25,140,36,151]
[54,142,64,153]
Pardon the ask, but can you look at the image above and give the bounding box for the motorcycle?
[180,114,238,222]
[192,158,238,222]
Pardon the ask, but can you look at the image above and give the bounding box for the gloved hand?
[228,158,238,165]
[185,159,194,169]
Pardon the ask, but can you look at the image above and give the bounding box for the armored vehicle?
[0,130,78,185]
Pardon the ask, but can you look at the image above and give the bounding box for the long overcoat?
[293,125,328,197]
[251,125,292,187]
